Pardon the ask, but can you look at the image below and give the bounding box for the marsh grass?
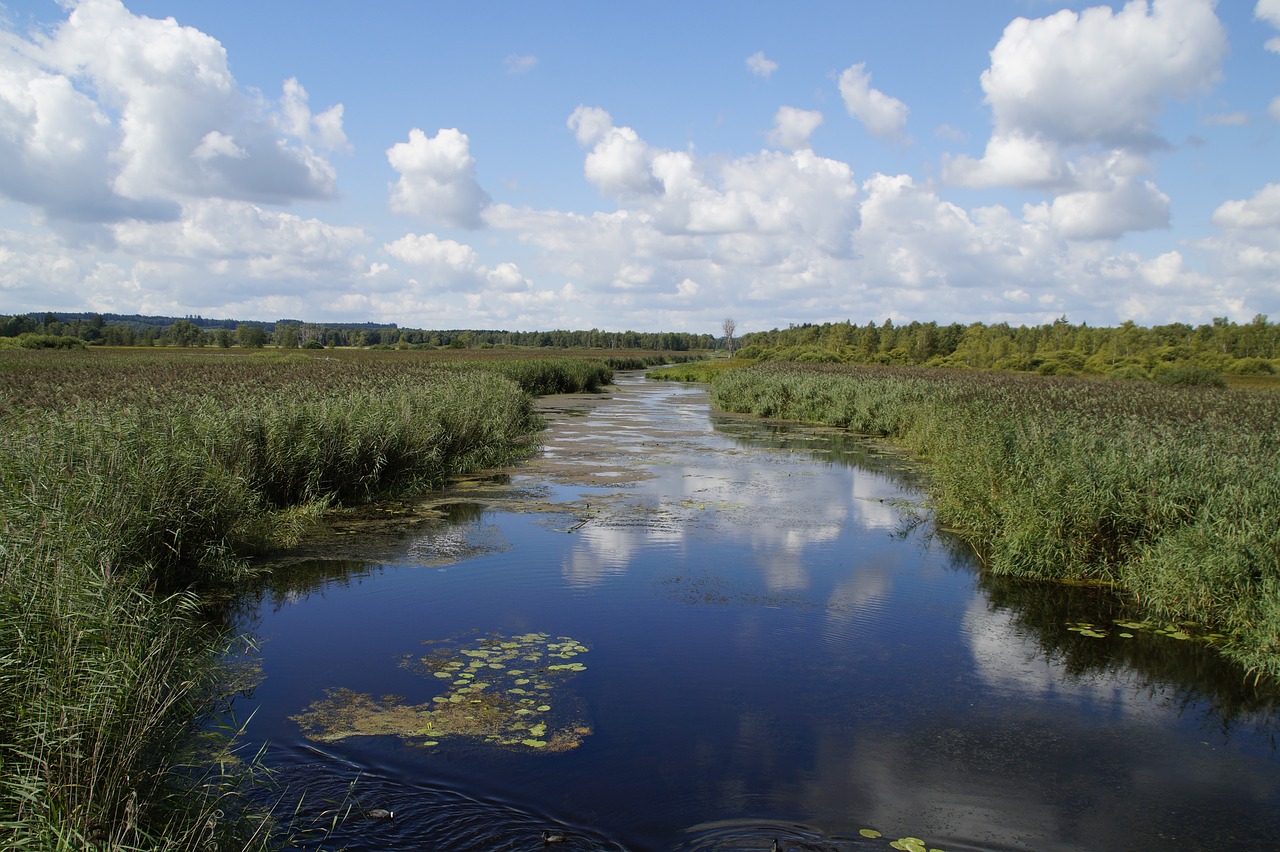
[0,349,609,849]
[709,362,1280,680]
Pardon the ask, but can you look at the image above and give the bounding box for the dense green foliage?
[1,311,716,351]
[702,362,1280,681]
[735,315,1279,380]
[0,349,611,850]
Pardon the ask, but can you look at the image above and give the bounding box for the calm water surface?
[232,374,1280,852]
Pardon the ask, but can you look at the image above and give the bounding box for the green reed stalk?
[0,351,597,848]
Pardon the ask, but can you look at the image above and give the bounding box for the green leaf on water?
[521,739,547,748]
[858,828,882,838]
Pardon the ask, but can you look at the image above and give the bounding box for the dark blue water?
[232,374,1280,852]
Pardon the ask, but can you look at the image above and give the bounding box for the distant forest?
[2,310,1278,379]
[0,311,715,352]
[736,315,1279,378]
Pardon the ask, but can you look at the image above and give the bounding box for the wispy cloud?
[745,51,778,78]
[504,53,538,74]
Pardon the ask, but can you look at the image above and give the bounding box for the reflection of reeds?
[0,349,610,849]
[708,362,1280,681]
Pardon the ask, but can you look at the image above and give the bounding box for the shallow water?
[232,373,1280,852]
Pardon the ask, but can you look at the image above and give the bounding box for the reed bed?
[709,362,1280,680]
[0,349,610,849]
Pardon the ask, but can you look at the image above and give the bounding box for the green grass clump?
[708,362,1280,680]
[648,358,754,384]
[0,348,607,848]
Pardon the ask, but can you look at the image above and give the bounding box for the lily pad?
[291,631,592,753]
[859,828,882,838]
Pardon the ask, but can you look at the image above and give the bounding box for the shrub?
[1106,364,1150,381]
[1226,357,1276,376]
[1152,363,1226,388]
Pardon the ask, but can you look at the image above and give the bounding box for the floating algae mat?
[291,632,591,751]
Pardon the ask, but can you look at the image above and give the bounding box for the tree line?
[0,312,715,352]
[736,315,1280,377]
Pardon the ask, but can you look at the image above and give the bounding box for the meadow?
[0,347,632,850]
[654,360,1280,681]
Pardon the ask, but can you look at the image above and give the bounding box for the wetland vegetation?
[0,347,637,850]
[4,327,1279,850]
[652,359,1280,682]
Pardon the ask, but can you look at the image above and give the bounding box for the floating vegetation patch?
[290,631,592,752]
[1065,619,1230,646]
[846,827,946,852]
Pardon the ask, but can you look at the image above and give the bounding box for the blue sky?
[0,0,1277,334]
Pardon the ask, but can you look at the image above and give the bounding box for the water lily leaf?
[296,631,591,753]
[859,828,882,838]
[1119,632,1134,639]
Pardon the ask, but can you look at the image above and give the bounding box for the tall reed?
[0,350,598,848]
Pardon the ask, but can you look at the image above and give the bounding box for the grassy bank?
[0,349,612,849]
[683,361,1280,681]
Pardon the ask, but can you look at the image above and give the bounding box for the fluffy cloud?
[567,106,657,198]
[1202,183,1280,306]
[745,51,778,78]
[1039,179,1171,240]
[1212,183,1280,229]
[386,128,491,228]
[0,0,344,231]
[385,232,533,296]
[110,199,368,301]
[769,106,824,151]
[837,63,908,141]
[945,0,1226,241]
[979,0,1226,149]
[1260,0,1280,51]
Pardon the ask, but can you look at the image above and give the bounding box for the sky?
[0,0,1278,335]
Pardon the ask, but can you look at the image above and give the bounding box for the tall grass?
[709,362,1280,680]
[0,350,606,848]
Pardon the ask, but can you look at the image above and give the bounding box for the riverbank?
[653,360,1280,682]
[0,349,616,850]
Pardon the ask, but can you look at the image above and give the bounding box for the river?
[231,372,1280,852]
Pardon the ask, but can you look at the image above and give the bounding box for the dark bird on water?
[542,830,568,844]
[365,808,394,821]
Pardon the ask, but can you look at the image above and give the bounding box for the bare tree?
[722,317,736,357]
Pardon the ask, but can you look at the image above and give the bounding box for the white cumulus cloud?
[769,106,824,151]
[979,0,1226,149]
[945,0,1225,242]
[0,0,345,229]
[386,127,491,229]
[1212,183,1280,229]
[838,63,908,142]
